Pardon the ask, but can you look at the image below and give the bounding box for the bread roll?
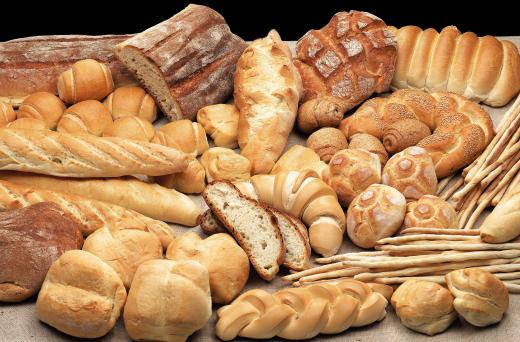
[326,149,381,207]
[152,120,209,157]
[391,279,456,336]
[446,268,509,327]
[382,146,438,201]
[197,103,239,148]
[166,232,249,304]
[57,100,113,136]
[103,116,155,141]
[6,118,47,130]
[346,184,406,248]
[270,145,327,178]
[124,260,212,342]
[200,147,251,182]
[198,209,227,235]
[16,92,66,129]
[404,195,458,228]
[348,133,388,166]
[103,86,157,122]
[57,59,114,104]
[155,158,206,194]
[36,250,126,338]
[481,183,520,243]
[0,101,16,126]
[306,127,348,162]
[383,118,430,153]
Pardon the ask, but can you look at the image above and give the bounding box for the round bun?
[349,133,388,167]
[57,100,113,136]
[103,117,155,141]
[346,184,406,248]
[17,92,66,129]
[306,127,348,162]
[6,118,47,131]
[0,102,16,127]
[103,86,157,122]
[200,147,251,182]
[404,195,458,228]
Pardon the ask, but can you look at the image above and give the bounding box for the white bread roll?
[103,86,157,122]
[270,145,327,178]
[57,100,113,136]
[200,147,251,182]
[197,103,239,149]
[17,92,66,129]
[102,116,155,141]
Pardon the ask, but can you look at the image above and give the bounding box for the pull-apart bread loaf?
[115,4,247,121]
[390,25,520,106]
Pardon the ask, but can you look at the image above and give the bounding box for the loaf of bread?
[307,127,348,162]
[481,183,520,243]
[17,92,66,129]
[0,203,83,302]
[103,117,155,142]
[57,100,113,136]
[116,4,247,121]
[348,133,388,166]
[390,25,520,107]
[270,145,327,178]
[166,232,249,304]
[6,118,47,130]
[200,147,251,182]
[235,30,303,174]
[103,86,157,122]
[36,250,127,338]
[197,104,239,148]
[57,59,114,104]
[124,260,212,342]
[404,195,458,228]
[216,279,389,340]
[0,129,188,177]
[0,101,16,126]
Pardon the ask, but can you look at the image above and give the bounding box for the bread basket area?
[2,3,520,342]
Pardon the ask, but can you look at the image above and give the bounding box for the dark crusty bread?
[0,202,83,302]
[202,181,285,281]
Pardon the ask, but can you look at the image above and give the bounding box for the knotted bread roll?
[200,147,251,182]
[103,116,155,141]
[57,100,113,136]
[0,101,16,127]
[404,195,458,228]
[197,104,239,149]
[103,86,157,122]
[17,92,66,129]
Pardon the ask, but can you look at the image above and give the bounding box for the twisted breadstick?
[216,279,389,341]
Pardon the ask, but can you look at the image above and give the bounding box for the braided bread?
[0,129,188,177]
[339,89,494,178]
[216,279,390,340]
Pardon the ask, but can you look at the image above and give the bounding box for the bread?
[235,30,303,174]
[391,279,456,336]
[198,209,227,235]
[446,268,509,327]
[152,120,209,157]
[197,103,239,148]
[83,227,162,288]
[306,127,348,162]
[115,4,247,121]
[404,195,458,229]
[294,11,397,133]
[166,232,249,304]
[202,181,285,281]
[200,147,251,182]
[57,59,114,104]
[340,89,494,178]
[36,250,126,338]
[481,183,520,243]
[0,128,188,177]
[6,118,47,130]
[390,25,520,107]
[124,260,212,341]
[16,92,66,129]
[103,86,157,122]
[383,118,430,153]
[103,117,155,141]
[346,184,406,248]
[382,146,438,201]
[155,158,206,194]
[0,101,16,126]
[235,171,345,257]
[0,203,83,302]
[271,145,327,177]
[57,100,113,136]
[348,133,388,166]
[0,180,174,248]
[216,279,389,340]
[326,149,382,207]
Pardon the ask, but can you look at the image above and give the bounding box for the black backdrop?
[1,0,519,42]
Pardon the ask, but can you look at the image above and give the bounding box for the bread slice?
[202,181,285,281]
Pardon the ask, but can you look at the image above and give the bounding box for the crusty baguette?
[0,129,188,177]
[0,171,201,226]
[0,180,174,248]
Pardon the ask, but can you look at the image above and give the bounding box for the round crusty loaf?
[103,86,157,122]
[404,195,458,228]
[6,118,47,131]
[348,133,388,167]
[197,104,239,149]
[17,92,66,129]
[200,147,251,183]
[103,116,155,142]
[0,101,16,127]
[307,127,348,162]
[57,100,113,136]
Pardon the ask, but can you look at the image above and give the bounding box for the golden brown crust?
[6,118,47,131]
[307,127,348,162]
[404,195,457,228]
[197,104,239,149]
[57,100,113,136]
[348,133,388,166]
[17,92,66,129]
[0,102,16,127]
[383,118,430,153]
[103,117,155,142]
[103,86,157,122]
[200,147,251,183]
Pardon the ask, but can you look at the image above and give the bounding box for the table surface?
[2,38,520,342]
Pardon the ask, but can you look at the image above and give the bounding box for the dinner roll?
[152,120,209,157]
[103,86,157,122]
[404,195,458,228]
[17,92,66,129]
[0,101,16,126]
[306,127,348,162]
[57,100,113,136]
[197,104,239,149]
[348,133,388,167]
[200,147,251,182]
[6,118,47,131]
[103,116,155,141]
[155,158,206,194]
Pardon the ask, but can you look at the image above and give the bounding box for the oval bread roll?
[57,100,113,136]
[103,86,157,122]
[6,118,47,131]
[200,147,251,182]
[17,92,66,129]
[152,120,209,157]
[103,116,155,141]
[197,104,239,149]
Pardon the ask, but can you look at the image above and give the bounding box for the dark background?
[1,1,519,41]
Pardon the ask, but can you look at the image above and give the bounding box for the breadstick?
[377,234,478,245]
[399,228,479,235]
[505,283,520,293]
[295,268,368,285]
[440,176,464,201]
[377,242,520,252]
[314,251,389,264]
[496,170,520,205]
[436,175,454,195]
[457,187,482,227]
[282,262,362,282]
[374,275,445,284]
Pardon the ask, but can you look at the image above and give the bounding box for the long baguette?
[0,180,174,248]
[0,129,188,177]
[0,171,201,226]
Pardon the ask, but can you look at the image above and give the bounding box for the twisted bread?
[216,279,390,340]
[340,89,494,178]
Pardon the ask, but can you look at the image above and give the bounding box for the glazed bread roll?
[481,183,520,243]
[36,250,127,338]
[197,103,239,149]
[404,195,458,228]
[390,25,520,107]
[348,133,388,166]
[200,147,251,182]
[152,120,209,157]
[326,149,382,207]
[0,129,188,178]
[16,92,66,129]
[103,86,157,122]
[103,116,155,142]
[446,268,509,327]
[346,184,406,248]
[306,127,348,162]
[391,279,457,336]
[57,59,114,104]
[57,100,113,136]
[155,158,206,194]
[235,30,303,174]
[166,232,249,304]
[6,118,47,130]
[270,145,327,178]
[0,101,16,126]
[124,260,212,342]
[382,146,438,201]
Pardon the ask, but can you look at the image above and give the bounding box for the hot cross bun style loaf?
[404,195,458,228]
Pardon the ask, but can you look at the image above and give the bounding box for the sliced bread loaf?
[202,181,285,281]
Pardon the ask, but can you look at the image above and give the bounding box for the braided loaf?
[216,279,390,340]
